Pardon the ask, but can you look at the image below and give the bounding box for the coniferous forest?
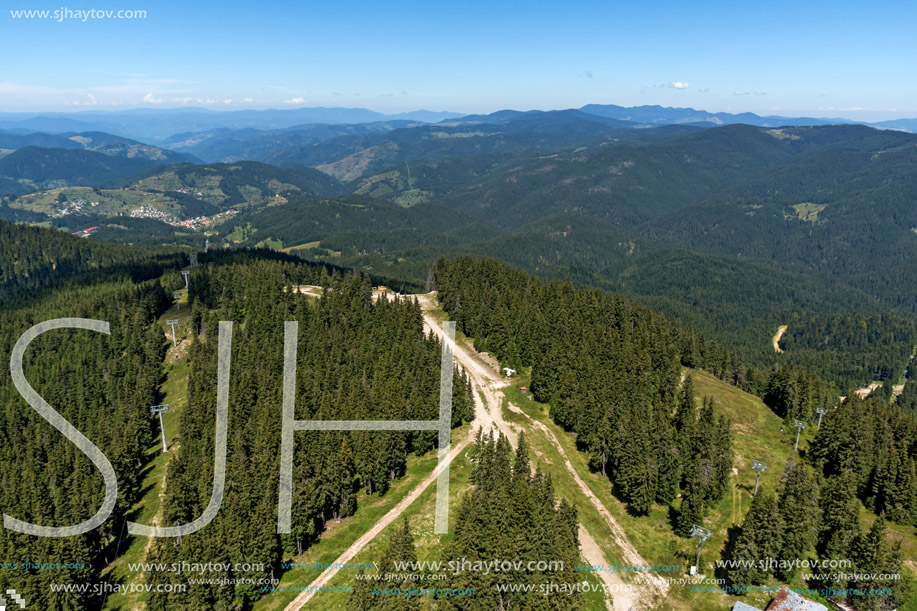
[0,276,170,609]
[0,148,915,611]
[433,255,917,610]
[144,259,473,610]
[5,3,917,607]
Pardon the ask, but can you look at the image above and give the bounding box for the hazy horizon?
[3,0,916,122]
[0,103,911,126]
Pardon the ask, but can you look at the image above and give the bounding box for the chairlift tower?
[166,319,179,347]
[182,270,190,288]
[151,404,170,452]
[815,407,827,430]
[793,419,808,452]
[172,291,182,311]
[689,525,712,574]
[751,460,768,496]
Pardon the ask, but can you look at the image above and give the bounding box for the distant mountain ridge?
[0,108,465,141]
[0,147,172,195]
[576,104,853,127]
[1,104,914,143]
[0,130,198,163]
[0,160,343,239]
[0,132,199,195]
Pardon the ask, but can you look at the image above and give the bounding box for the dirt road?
[416,293,518,445]
[285,292,660,609]
[579,525,635,611]
[504,400,669,603]
[419,293,664,606]
[283,434,474,610]
[284,294,510,610]
[773,325,788,353]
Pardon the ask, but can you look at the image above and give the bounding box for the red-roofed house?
[766,588,828,611]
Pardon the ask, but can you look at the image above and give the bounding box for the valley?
[7,2,917,609]
[1,106,916,611]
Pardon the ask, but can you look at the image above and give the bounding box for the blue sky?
[2,0,915,120]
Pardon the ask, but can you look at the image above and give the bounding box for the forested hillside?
[434,256,738,515]
[0,147,167,195]
[8,121,914,391]
[0,162,343,244]
[437,432,582,610]
[0,219,184,306]
[145,259,473,610]
[0,278,172,609]
[432,255,916,611]
[0,131,198,164]
[347,432,584,611]
[300,124,917,391]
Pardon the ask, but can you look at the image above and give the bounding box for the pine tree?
[848,515,905,611]
[655,417,682,505]
[819,471,861,562]
[777,459,820,579]
[378,518,420,610]
[349,570,373,611]
[677,457,706,537]
[591,415,612,478]
[727,492,784,587]
[337,438,357,519]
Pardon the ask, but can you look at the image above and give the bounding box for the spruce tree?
[348,571,373,611]
[677,457,706,537]
[819,471,861,562]
[849,515,904,611]
[727,492,784,587]
[777,459,820,579]
[378,518,419,611]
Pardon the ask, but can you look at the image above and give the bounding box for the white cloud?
[173,97,194,104]
[669,81,689,89]
[734,91,750,96]
[243,97,254,103]
[284,97,305,105]
[698,87,710,93]
[223,99,232,104]
[142,92,163,104]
